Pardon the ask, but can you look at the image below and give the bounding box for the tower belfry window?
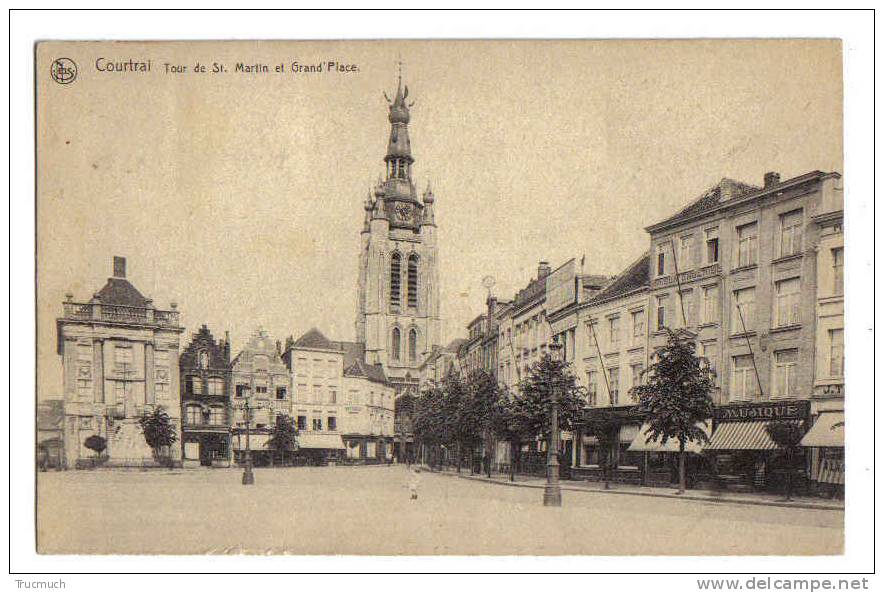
[408,328,418,362]
[391,328,401,361]
[390,253,402,308]
[407,255,419,308]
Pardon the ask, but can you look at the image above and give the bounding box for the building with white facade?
[56,256,183,468]
[284,328,395,462]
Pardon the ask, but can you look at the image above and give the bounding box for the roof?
[650,178,760,230]
[445,338,467,352]
[337,340,365,369]
[94,277,149,307]
[343,357,388,384]
[292,327,337,351]
[581,274,611,289]
[591,252,651,304]
[511,276,546,312]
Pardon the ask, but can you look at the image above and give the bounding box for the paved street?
[37,465,842,555]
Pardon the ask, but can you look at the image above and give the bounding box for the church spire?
[384,61,414,181]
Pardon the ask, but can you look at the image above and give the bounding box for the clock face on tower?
[394,202,414,223]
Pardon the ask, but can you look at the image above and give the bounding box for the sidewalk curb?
[428,470,844,512]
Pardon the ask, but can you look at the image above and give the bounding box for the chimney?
[538,261,551,280]
[764,171,781,188]
[113,256,126,278]
[223,331,231,362]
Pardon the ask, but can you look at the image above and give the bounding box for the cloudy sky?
[36,39,842,397]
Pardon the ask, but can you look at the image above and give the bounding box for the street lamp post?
[241,398,255,485]
[544,336,563,507]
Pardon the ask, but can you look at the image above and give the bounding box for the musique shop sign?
[714,400,810,424]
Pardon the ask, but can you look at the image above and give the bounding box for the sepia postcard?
[35,38,845,557]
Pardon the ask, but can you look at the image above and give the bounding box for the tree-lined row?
[409,330,722,494]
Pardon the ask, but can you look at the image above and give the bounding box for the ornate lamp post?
[543,336,563,507]
[241,397,255,485]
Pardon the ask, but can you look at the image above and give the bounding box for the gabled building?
[56,256,183,468]
[283,328,395,463]
[179,325,232,467]
[230,328,291,466]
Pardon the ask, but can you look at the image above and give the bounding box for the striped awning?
[628,421,711,453]
[704,420,796,451]
[801,412,844,448]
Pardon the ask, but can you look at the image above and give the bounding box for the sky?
[36,39,842,398]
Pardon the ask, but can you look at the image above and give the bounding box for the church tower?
[356,71,441,392]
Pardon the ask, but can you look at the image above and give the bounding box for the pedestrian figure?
[408,466,420,500]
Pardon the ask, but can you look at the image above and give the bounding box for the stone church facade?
[355,74,442,396]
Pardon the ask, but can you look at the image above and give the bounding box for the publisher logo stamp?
[50,58,78,85]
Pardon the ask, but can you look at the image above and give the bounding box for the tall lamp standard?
[241,397,255,485]
[543,336,563,507]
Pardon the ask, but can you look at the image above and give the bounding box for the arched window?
[408,328,418,362]
[390,253,402,308]
[407,254,419,309]
[391,327,401,361]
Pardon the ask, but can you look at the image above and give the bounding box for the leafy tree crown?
[630,329,715,448]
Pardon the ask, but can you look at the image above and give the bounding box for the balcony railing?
[62,302,180,327]
[652,262,721,289]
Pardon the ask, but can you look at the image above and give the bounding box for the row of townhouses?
[51,75,434,470]
[55,258,396,469]
[456,170,844,495]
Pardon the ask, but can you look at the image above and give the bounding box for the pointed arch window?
[407,254,419,309]
[390,253,402,308]
[408,328,418,362]
[391,328,401,361]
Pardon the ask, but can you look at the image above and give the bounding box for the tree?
[442,372,469,472]
[395,391,418,464]
[462,370,503,477]
[83,434,107,460]
[766,421,804,502]
[413,383,447,469]
[267,414,299,466]
[490,389,524,482]
[631,328,715,494]
[516,353,587,472]
[138,405,178,466]
[580,409,621,490]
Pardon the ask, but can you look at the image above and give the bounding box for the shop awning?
[619,424,640,444]
[232,433,270,451]
[800,412,844,448]
[704,420,798,451]
[298,433,346,450]
[628,421,711,453]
